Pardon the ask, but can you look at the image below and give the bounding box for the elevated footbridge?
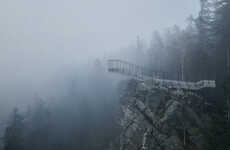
[107,59,216,90]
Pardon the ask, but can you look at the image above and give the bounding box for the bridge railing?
[108,59,166,80]
[107,59,216,90]
[152,79,216,90]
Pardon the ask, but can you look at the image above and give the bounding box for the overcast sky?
[0,0,200,117]
[0,0,200,54]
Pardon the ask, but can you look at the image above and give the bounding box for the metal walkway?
[107,59,216,90]
[108,59,166,79]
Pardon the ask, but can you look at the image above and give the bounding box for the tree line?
[2,61,120,150]
[120,0,229,102]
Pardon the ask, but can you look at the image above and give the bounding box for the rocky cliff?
[112,79,210,150]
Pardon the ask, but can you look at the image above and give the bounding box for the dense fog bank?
[1,59,121,150]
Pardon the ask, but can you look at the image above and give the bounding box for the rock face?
[115,79,207,150]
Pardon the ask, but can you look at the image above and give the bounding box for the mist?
[0,0,199,118]
[0,0,208,149]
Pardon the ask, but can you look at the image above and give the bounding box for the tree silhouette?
[4,108,24,150]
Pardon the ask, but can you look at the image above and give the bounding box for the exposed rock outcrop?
[115,79,208,150]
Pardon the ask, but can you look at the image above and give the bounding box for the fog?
[0,0,201,149]
[0,0,200,119]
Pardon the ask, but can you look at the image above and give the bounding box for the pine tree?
[148,31,165,73]
[24,97,52,150]
[4,108,24,150]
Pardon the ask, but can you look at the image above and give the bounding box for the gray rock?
[114,79,207,150]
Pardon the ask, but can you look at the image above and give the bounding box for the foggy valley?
[0,0,230,150]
